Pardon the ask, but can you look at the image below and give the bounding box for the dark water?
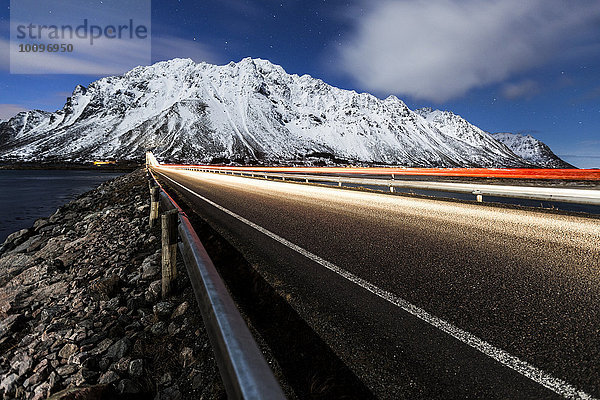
[0,170,123,243]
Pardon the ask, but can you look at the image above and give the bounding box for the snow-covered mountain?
[0,58,568,167]
[492,132,573,169]
[415,108,573,169]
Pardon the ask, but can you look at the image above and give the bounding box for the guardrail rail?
[161,165,600,207]
[146,168,286,400]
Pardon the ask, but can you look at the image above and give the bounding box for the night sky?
[1,0,599,167]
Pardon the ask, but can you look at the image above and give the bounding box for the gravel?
[0,169,225,399]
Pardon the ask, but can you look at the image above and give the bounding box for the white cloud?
[152,36,220,64]
[0,35,219,76]
[339,0,600,102]
[4,36,151,75]
[501,80,540,100]
[0,104,28,120]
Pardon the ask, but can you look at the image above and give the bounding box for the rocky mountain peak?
[0,58,571,168]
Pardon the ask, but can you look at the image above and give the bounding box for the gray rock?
[103,296,121,310]
[40,384,110,399]
[23,371,45,388]
[158,372,172,387]
[40,307,60,323]
[10,352,32,378]
[73,368,99,386]
[83,355,98,370]
[90,338,113,355]
[190,369,203,390]
[142,263,160,280]
[11,235,45,253]
[0,373,18,394]
[145,279,162,302]
[153,301,174,320]
[180,347,195,368]
[106,337,131,359]
[58,343,78,359]
[98,370,119,385]
[167,322,180,336]
[31,382,51,400]
[68,351,90,366]
[171,301,189,320]
[76,319,94,330]
[117,378,140,394]
[128,359,143,378]
[47,371,59,390]
[0,254,34,285]
[159,385,182,400]
[0,314,24,339]
[19,333,36,347]
[4,228,31,246]
[33,218,51,231]
[55,363,78,377]
[128,272,141,285]
[126,295,146,311]
[111,357,131,374]
[99,357,111,372]
[91,275,121,300]
[33,359,49,375]
[38,224,57,234]
[141,254,160,279]
[150,321,167,336]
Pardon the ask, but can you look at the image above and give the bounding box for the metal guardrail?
[168,166,600,206]
[147,169,286,400]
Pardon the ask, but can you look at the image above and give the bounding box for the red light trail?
[158,165,600,181]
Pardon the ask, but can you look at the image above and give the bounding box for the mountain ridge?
[491,132,573,169]
[0,57,572,168]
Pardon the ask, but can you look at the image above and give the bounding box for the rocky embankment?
[0,170,224,399]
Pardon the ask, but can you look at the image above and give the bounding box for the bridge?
[147,153,600,399]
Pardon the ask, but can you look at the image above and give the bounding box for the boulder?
[98,370,119,385]
[153,302,174,320]
[128,359,143,378]
[171,301,189,320]
[4,228,31,247]
[106,337,130,359]
[58,343,78,359]
[117,379,140,394]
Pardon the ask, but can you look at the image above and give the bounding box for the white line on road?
[158,170,595,400]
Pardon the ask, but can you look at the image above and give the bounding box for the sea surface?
[0,170,124,243]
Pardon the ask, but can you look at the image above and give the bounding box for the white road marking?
[157,170,595,400]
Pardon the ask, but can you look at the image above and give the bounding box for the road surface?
[155,167,600,399]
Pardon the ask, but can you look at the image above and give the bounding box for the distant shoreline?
[0,161,141,172]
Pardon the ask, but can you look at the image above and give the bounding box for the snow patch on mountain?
[492,132,573,169]
[0,58,567,168]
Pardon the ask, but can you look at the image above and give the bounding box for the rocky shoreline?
[0,170,224,399]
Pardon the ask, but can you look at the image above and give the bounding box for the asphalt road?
[155,167,600,399]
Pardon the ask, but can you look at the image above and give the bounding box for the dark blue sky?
[1,0,599,167]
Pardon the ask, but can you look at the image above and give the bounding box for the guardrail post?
[161,209,179,298]
[390,184,395,193]
[147,171,154,191]
[149,187,160,227]
[473,190,483,202]
[338,180,342,187]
